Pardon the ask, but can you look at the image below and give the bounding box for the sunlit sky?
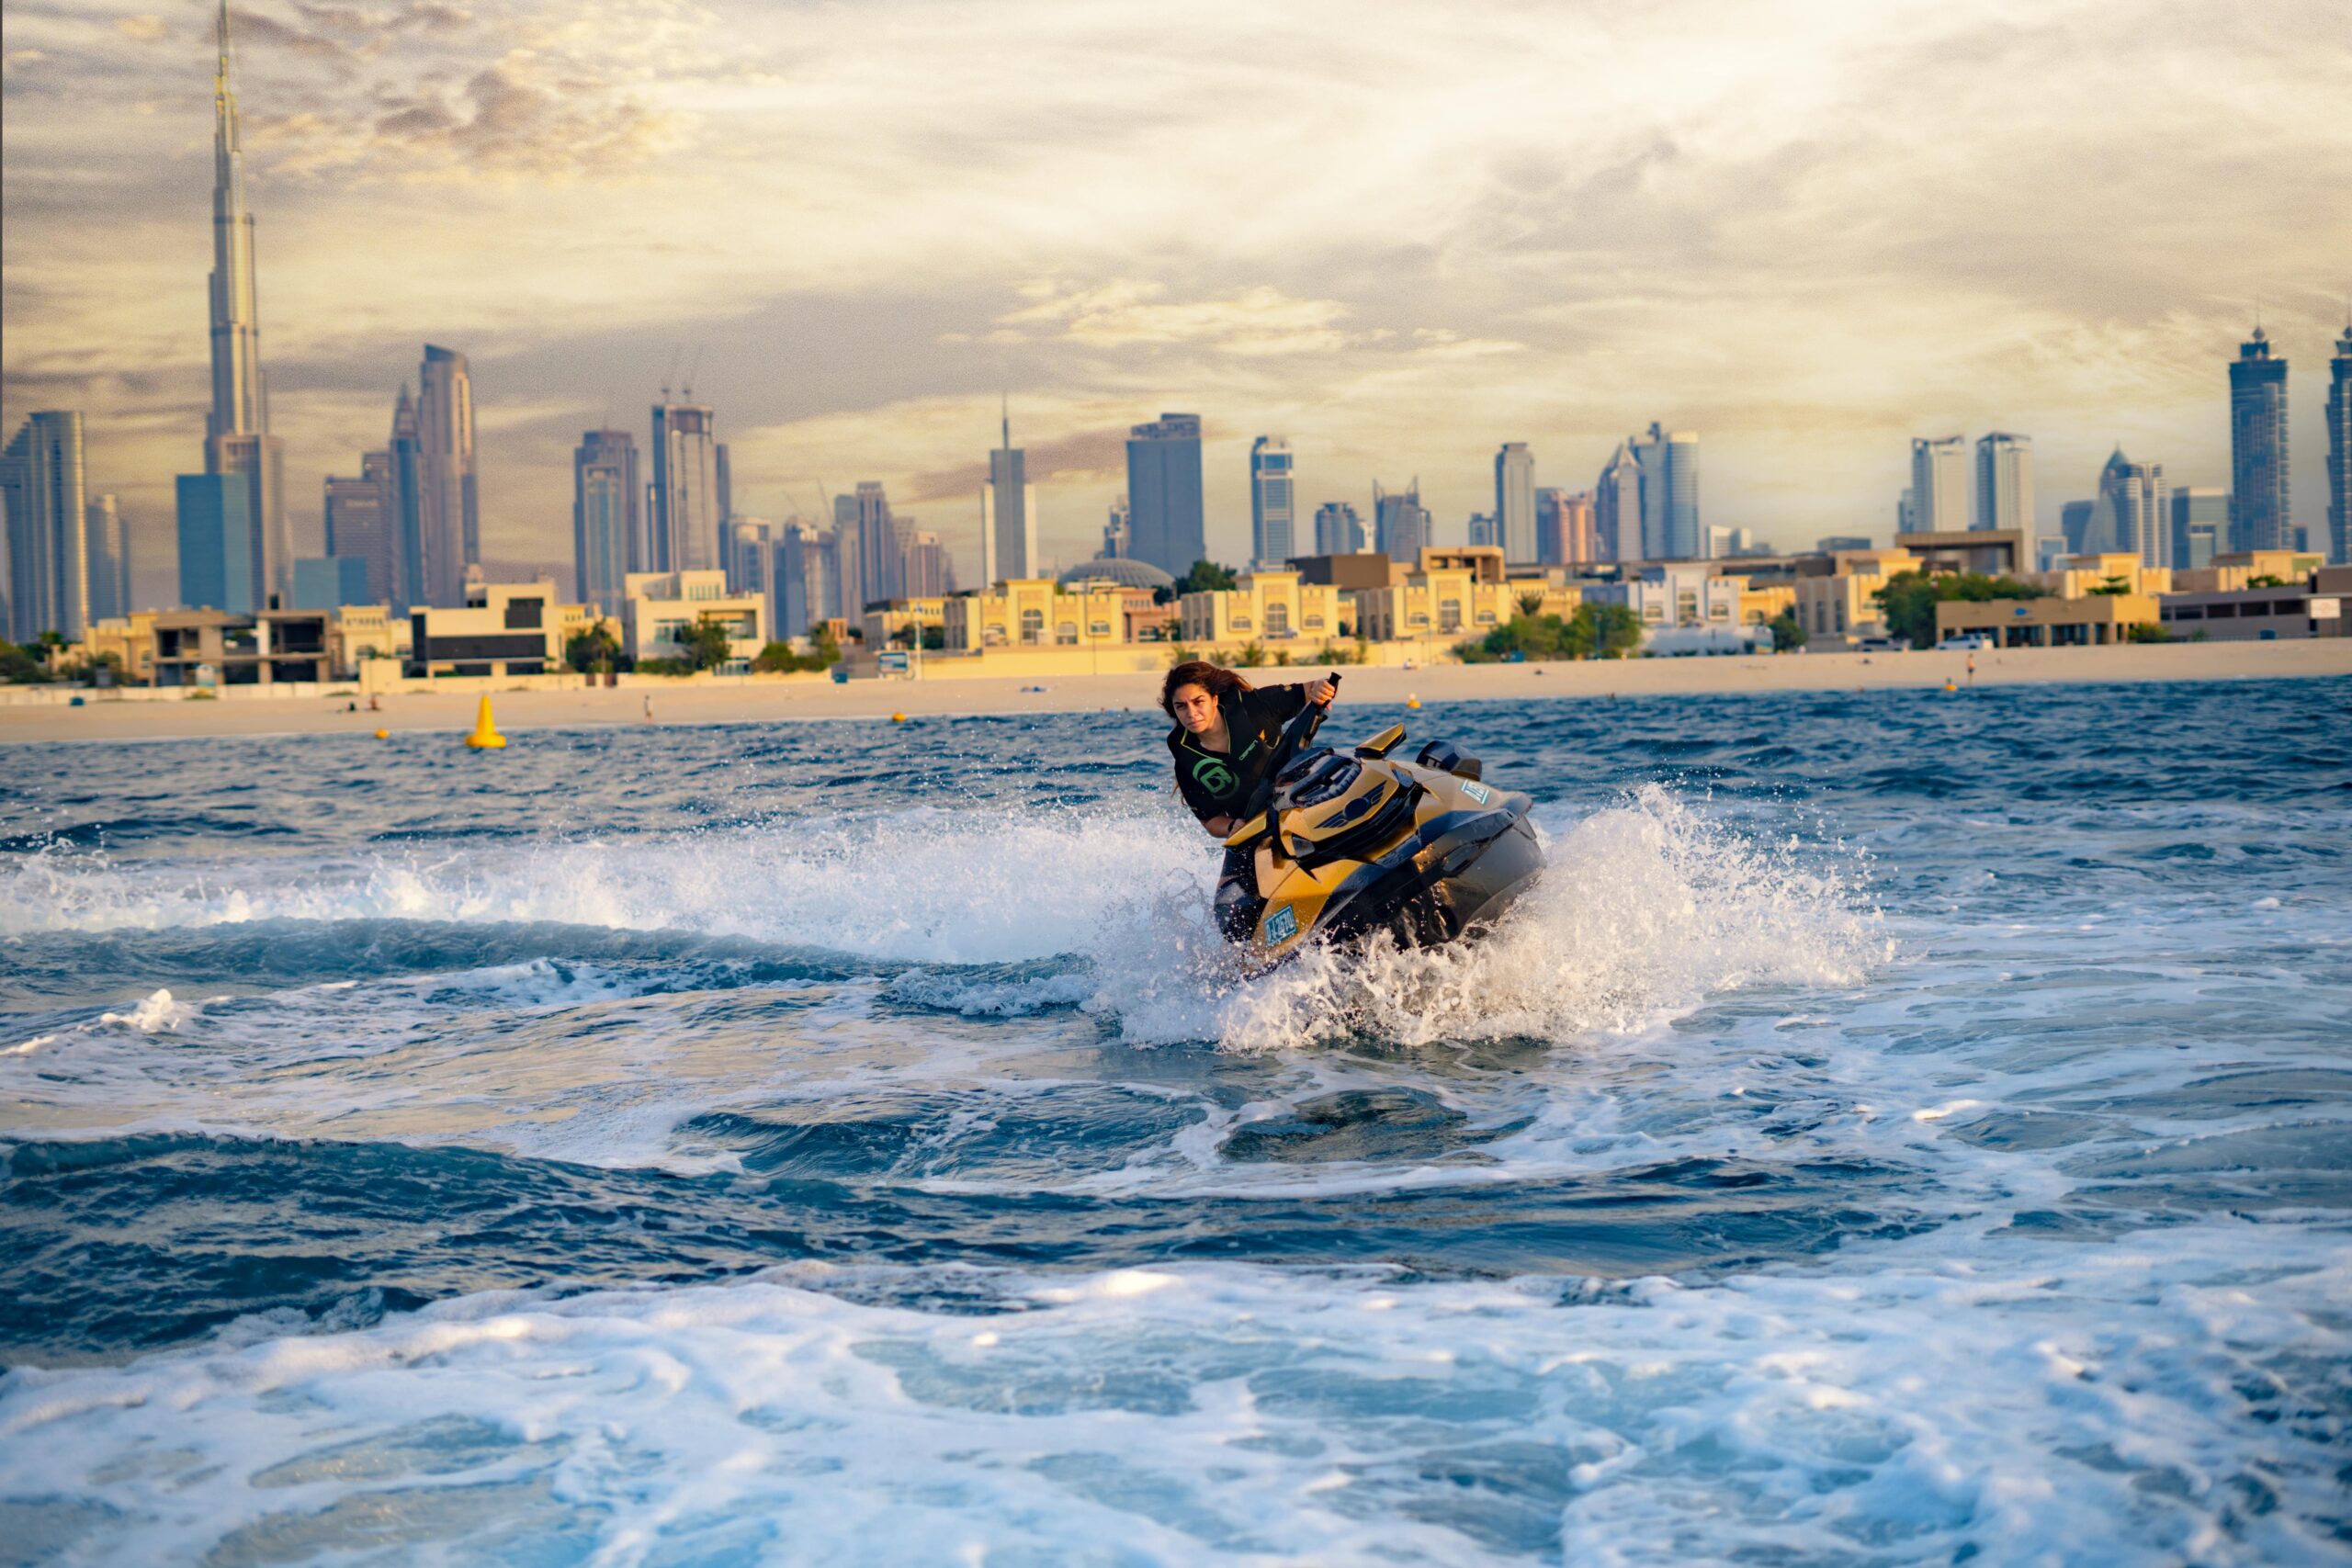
[4,0,2347,598]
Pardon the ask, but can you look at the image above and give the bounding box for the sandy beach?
[2,638,2346,744]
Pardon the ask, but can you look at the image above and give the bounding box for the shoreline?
[2,639,2346,744]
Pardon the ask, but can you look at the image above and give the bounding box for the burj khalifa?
[202,0,288,605]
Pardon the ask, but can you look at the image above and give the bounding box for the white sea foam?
[3,1221,2342,1566]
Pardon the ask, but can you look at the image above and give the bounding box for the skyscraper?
[714,443,733,529]
[322,472,387,600]
[1493,442,1536,564]
[1538,488,1597,565]
[1974,433,2035,556]
[1100,494,1131,560]
[1313,502,1364,555]
[903,529,951,598]
[1909,435,1969,532]
[981,403,1038,582]
[385,389,425,611]
[2060,500,2095,556]
[175,472,254,614]
[1250,436,1295,567]
[415,345,478,604]
[1465,513,1498,547]
[1125,413,1204,577]
[1,412,91,641]
[777,521,818,637]
[650,401,718,577]
[85,494,131,622]
[1594,443,1640,561]
[727,517,775,608]
[198,2,288,604]
[2170,487,2228,571]
[1627,424,1702,558]
[1373,479,1430,560]
[572,430,638,618]
[852,481,899,607]
[2329,324,2351,564]
[2228,326,2290,552]
[831,492,863,618]
[2093,447,2169,566]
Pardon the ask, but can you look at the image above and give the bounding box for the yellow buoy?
[465,695,506,750]
[891,712,908,723]
[373,728,389,739]
[1406,694,1421,709]
[1943,679,1958,692]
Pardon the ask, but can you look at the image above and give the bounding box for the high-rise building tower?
[2329,324,2352,564]
[1595,443,1640,562]
[1125,413,1204,577]
[2170,487,2228,571]
[1493,442,1536,564]
[198,2,288,604]
[1538,488,1597,565]
[384,388,425,611]
[2093,447,2169,566]
[1373,479,1430,560]
[1313,502,1364,555]
[85,494,131,622]
[981,401,1038,583]
[1,412,91,640]
[1974,433,2035,557]
[322,472,387,599]
[852,480,899,607]
[650,401,718,577]
[572,430,638,618]
[1250,436,1295,567]
[1909,435,1969,532]
[714,444,733,529]
[2229,326,2290,553]
[777,521,818,638]
[1100,494,1131,560]
[414,345,478,604]
[175,472,254,615]
[1465,513,1498,547]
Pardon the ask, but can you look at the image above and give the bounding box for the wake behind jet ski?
[1215,674,1544,967]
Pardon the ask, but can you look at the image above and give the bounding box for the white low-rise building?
[623,570,767,671]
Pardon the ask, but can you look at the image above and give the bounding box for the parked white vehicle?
[1936,634,1993,650]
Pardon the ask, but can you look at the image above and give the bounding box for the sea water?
[1,679,2346,1565]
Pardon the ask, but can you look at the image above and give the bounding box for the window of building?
[1475,610,1497,625]
[1056,621,1078,645]
[983,625,1006,646]
[1439,599,1462,631]
[1265,604,1291,637]
[1020,608,1045,643]
[1707,602,1729,620]
[1408,612,1429,627]
[1090,621,1113,637]
[1676,590,1699,624]
[1303,615,1324,630]
[503,597,543,629]
[1231,616,1251,631]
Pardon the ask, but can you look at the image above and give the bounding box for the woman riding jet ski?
[1161,661,1544,965]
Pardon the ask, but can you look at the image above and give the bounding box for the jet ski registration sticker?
[1461,782,1491,804]
[1266,905,1299,943]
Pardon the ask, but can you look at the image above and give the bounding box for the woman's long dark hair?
[1159,660,1253,719]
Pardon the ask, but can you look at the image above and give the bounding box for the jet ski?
[1219,673,1544,967]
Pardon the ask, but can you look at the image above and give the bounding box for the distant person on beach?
[1160,660,1336,940]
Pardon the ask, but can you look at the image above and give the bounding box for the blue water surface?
[2,677,2347,1565]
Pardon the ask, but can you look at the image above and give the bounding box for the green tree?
[1516,590,1546,618]
[1766,610,1808,651]
[1167,644,1199,668]
[1456,603,1640,663]
[1174,559,1239,595]
[2247,573,2287,588]
[1235,640,1269,668]
[2125,623,2171,643]
[752,626,843,673]
[680,614,735,672]
[1872,570,2045,649]
[2087,575,2131,597]
[566,625,621,673]
[0,639,55,684]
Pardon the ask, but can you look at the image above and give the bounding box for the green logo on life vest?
[1192,757,1238,797]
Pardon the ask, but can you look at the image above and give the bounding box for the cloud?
[4,0,2348,583]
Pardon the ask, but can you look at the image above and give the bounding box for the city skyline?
[3,0,2349,605]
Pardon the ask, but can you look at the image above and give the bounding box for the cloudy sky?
[4,0,2347,598]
